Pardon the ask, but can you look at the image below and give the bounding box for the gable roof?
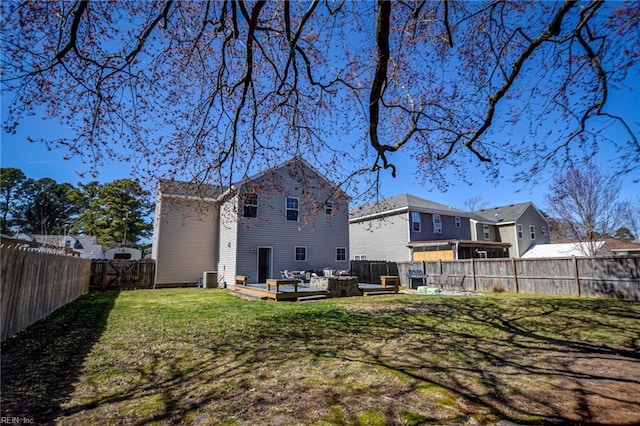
[350,193,466,221]
[231,156,349,200]
[472,202,534,224]
[158,179,227,200]
[158,156,348,203]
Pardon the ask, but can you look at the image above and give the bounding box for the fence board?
[90,259,155,290]
[349,260,398,284]
[405,256,639,300]
[1,245,91,342]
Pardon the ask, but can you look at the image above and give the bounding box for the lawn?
[2,289,639,425]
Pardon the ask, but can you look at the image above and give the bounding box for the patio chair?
[280,270,295,279]
[435,274,450,289]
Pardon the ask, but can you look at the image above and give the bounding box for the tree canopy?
[2,1,638,197]
[0,168,152,246]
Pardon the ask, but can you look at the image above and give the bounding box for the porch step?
[235,290,268,300]
[297,294,328,302]
[363,291,398,296]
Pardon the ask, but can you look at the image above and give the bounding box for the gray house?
[152,157,350,287]
[471,202,551,257]
[349,194,508,262]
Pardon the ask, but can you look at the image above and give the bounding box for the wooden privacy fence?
[90,259,155,290]
[1,244,91,342]
[350,260,399,284]
[397,257,640,300]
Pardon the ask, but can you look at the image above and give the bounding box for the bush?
[491,283,505,293]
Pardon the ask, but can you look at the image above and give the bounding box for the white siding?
[152,197,218,285]
[234,164,350,284]
[217,195,239,287]
[350,213,411,262]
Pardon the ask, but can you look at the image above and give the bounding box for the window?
[517,224,523,239]
[295,246,307,261]
[541,226,547,236]
[530,225,536,240]
[325,201,333,215]
[336,247,346,261]
[411,212,421,232]
[455,216,461,228]
[432,214,442,234]
[483,224,490,240]
[354,254,367,260]
[243,193,258,218]
[286,197,299,221]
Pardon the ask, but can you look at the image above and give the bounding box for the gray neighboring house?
[16,233,105,258]
[471,202,551,258]
[152,157,350,287]
[349,194,507,262]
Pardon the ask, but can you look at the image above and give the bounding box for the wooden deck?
[234,281,399,301]
[234,282,328,301]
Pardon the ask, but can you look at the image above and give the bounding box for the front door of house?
[257,247,272,283]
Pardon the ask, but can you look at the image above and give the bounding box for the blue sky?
[2,107,637,213]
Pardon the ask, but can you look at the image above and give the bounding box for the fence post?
[511,257,519,293]
[471,257,477,292]
[573,256,581,297]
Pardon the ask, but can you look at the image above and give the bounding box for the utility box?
[202,271,218,288]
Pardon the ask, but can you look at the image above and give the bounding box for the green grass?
[2,289,639,425]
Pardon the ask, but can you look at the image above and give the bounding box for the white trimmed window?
[530,225,536,240]
[354,254,367,260]
[295,246,307,261]
[325,201,333,215]
[517,224,523,239]
[433,214,442,234]
[411,212,421,232]
[286,197,299,221]
[455,216,461,228]
[541,226,547,236]
[243,193,258,218]
[336,247,346,261]
[483,224,490,240]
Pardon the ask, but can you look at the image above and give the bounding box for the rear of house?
[152,158,350,288]
[217,158,350,286]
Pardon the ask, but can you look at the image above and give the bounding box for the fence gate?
[90,259,155,290]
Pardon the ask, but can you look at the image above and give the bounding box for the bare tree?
[463,196,490,212]
[545,162,626,255]
[2,1,638,199]
[620,197,640,242]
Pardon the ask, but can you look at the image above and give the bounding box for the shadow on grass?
[0,290,119,424]
[4,291,639,425]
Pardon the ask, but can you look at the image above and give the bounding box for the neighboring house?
[605,238,640,257]
[152,157,350,287]
[471,202,551,258]
[14,233,105,259]
[349,194,510,262]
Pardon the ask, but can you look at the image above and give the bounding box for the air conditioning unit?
[202,271,218,288]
